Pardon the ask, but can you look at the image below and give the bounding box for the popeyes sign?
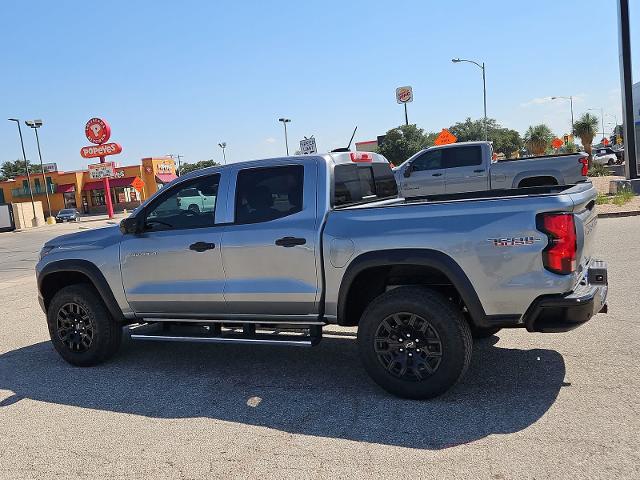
[81,117,122,159]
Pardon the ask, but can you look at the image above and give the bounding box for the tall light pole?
[588,108,606,143]
[278,118,291,155]
[8,118,38,226]
[218,142,227,164]
[452,58,487,140]
[551,96,575,134]
[25,119,53,222]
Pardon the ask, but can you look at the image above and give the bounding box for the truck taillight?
[538,213,577,275]
[350,152,373,162]
[579,155,588,176]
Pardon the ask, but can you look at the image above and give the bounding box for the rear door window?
[334,162,398,206]
[443,146,482,168]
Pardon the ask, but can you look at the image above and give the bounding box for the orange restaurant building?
[0,157,177,216]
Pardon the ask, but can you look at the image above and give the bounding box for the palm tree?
[573,113,599,167]
[523,124,554,156]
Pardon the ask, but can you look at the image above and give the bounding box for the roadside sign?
[42,162,58,173]
[299,137,317,155]
[396,86,413,104]
[552,138,564,149]
[80,142,123,159]
[131,177,145,192]
[434,129,457,146]
[85,118,111,144]
[602,138,610,146]
[88,162,116,180]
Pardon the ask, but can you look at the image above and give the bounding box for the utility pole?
[279,118,291,155]
[168,154,184,176]
[25,120,53,222]
[452,58,488,140]
[617,0,637,179]
[218,142,227,164]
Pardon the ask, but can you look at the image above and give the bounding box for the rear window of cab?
[333,162,398,207]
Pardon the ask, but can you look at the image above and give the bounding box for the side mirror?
[120,217,140,235]
[403,164,413,178]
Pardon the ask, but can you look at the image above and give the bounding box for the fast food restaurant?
[0,157,177,216]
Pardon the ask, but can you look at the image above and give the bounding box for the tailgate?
[568,183,598,271]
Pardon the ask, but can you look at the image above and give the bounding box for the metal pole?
[601,107,605,142]
[569,96,575,135]
[482,62,488,141]
[404,103,408,126]
[99,155,114,219]
[10,120,37,224]
[284,122,289,155]
[617,0,636,178]
[33,128,52,220]
[222,147,226,164]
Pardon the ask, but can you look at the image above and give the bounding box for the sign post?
[83,118,120,219]
[396,86,413,126]
[299,137,317,155]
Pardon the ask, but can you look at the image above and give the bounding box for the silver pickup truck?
[395,141,589,198]
[36,151,608,399]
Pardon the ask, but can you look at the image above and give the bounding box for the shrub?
[587,163,610,177]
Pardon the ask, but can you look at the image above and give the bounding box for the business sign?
[80,142,123,159]
[434,129,457,146]
[85,118,111,144]
[551,138,564,149]
[299,137,317,155]
[396,86,413,104]
[42,162,58,173]
[88,162,116,180]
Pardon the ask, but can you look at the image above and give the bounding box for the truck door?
[120,172,228,316]
[443,145,487,193]
[220,161,319,317]
[400,149,445,196]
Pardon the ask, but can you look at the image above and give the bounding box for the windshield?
[59,209,75,214]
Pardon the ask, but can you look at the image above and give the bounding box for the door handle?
[189,241,216,252]
[473,169,484,173]
[431,173,443,177]
[275,237,307,247]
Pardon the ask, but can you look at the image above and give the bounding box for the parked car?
[394,141,588,198]
[55,208,80,223]
[593,147,623,165]
[36,152,607,399]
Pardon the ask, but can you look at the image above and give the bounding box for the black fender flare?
[337,249,488,326]
[38,259,126,323]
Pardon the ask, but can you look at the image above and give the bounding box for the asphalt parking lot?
[0,218,638,479]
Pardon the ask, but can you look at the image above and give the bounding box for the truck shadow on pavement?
[0,333,565,450]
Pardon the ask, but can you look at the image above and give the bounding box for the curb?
[598,210,640,218]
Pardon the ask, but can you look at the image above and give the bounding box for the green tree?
[449,117,522,158]
[573,113,599,166]
[377,125,435,166]
[523,124,554,156]
[177,159,219,175]
[0,160,43,181]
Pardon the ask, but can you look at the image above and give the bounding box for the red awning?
[156,173,177,184]
[82,177,139,191]
[56,183,75,193]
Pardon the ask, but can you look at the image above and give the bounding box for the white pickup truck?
[395,141,589,198]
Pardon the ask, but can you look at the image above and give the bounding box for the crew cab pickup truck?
[395,141,589,198]
[36,151,608,399]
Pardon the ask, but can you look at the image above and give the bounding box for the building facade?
[0,157,176,215]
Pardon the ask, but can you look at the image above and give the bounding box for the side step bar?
[129,323,322,347]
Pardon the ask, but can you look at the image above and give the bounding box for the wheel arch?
[336,249,488,327]
[38,260,126,323]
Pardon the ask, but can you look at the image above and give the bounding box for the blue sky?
[1,0,638,171]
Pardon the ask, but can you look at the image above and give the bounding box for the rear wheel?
[188,204,200,213]
[607,159,614,166]
[47,285,122,366]
[357,286,472,399]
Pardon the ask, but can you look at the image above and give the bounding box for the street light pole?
[551,96,575,134]
[452,58,487,141]
[278,118,291,155]
[8,118,38,226]
[218,142,227,164]
[25,120,52,221]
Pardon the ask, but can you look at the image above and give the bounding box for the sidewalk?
[13,212,128,233]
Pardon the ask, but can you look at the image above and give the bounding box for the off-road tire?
[47,284,122,367]
[357,286,472,399]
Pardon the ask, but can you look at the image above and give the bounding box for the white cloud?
[520,96,553,107]
[265,137,277,144]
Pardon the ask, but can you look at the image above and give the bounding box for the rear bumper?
[524,261,608,333]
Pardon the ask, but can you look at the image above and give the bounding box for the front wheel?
[47,284,122,366]
[357,286,472,399]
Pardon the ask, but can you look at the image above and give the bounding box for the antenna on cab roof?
[330,126,358,153]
